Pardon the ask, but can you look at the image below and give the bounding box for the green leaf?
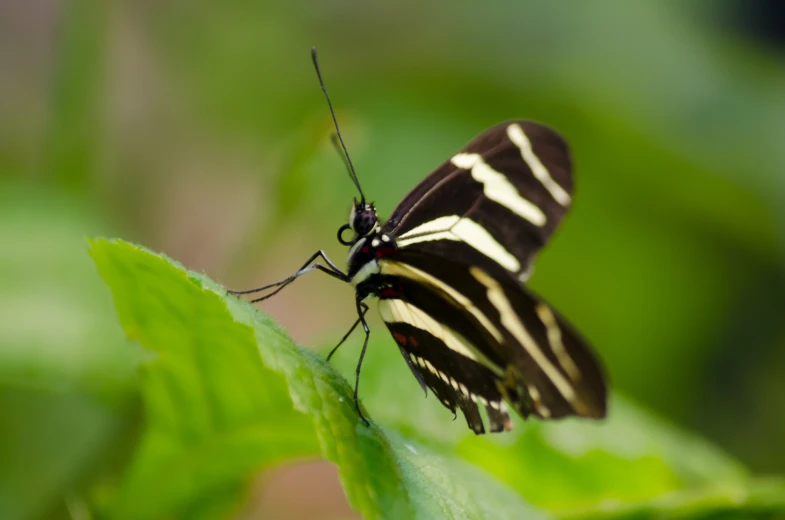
[90,238,539,520]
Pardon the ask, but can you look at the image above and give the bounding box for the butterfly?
[230,48,608,434]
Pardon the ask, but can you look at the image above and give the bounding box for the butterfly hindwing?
[380,301,512,434]
[376,252,606,432]
[467,264,607,420]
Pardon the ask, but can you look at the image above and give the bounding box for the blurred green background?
[2,0,785,518]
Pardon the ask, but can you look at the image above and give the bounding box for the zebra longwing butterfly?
[230,49,608,434]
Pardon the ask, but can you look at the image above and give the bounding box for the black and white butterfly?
[230,49,608,434]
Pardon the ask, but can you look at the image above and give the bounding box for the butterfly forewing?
[383,121,573,282]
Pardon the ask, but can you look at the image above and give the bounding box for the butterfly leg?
[249,263,347,303]
[326,303,369,361]
[227,250,348,302]
[353,298,371,426]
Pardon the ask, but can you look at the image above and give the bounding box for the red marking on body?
[393,332,407,345]
[361,246,370,253]
[375,247,397,258]
[381,287,399,298]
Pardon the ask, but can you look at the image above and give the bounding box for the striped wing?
[378,252,606,434]
[383,121,572,281]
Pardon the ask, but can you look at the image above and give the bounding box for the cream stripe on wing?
[397,215,521,272]
[380,298,505,377]
[526,384,551,418]
[535,303,582,381]
[450,152,546,226]
[398,215,460,239]
[380,260,504,343]
[506,123,571,206]
[379,299,479,361]
[470,267,587,414]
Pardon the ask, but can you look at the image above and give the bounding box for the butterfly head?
[338,198,377,245]
[350,198,378,236]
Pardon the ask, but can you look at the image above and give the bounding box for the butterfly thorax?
[341,199,398,290]
[346,227,398,293]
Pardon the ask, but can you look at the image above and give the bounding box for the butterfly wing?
[377,252,607,434]
[382,120,573,282]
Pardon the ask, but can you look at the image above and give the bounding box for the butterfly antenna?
[330,133,354,182]
[311,47,365,204]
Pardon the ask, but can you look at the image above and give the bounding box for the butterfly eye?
[352,205,377,236]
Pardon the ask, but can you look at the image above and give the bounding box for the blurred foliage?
[0,183,138,520]
[1,0,785,518]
